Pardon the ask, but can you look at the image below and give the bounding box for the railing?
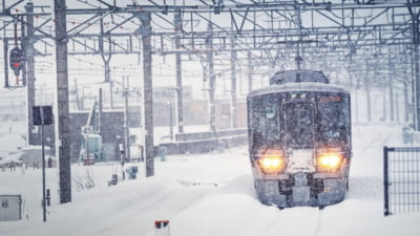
[384,146,420,216]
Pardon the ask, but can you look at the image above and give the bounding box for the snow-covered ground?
[0,124,419,236]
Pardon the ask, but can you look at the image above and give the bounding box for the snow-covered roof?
[0,153,22,165]
[248,82,349,98]
[21,145,52,151]
[0,134,25,153]
[0,187,20,195]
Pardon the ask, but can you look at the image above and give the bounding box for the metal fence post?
[384,146,390,216]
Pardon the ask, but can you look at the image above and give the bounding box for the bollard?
[46,189,51,206]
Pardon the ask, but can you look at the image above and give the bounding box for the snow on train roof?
[248,82,349,98]
[270,69,329,85]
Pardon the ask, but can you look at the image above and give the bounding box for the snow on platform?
[0,125,419,236]
[0,187,20,195]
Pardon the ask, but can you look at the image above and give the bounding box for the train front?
[247,70,352,208]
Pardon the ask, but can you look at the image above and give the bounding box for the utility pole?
[230,37,237,129]
[389,69,395,122]
[396,93,400,123]
[98,88,102,134]
[25,2,35,145]
[168,101,173,140]
[174,10,184,134]
[248,51,253,93]
[207,23,216,133]
[403,55,410,123]
[138,12,154,177]
[383,87,387,122]
[415,18,420,129]
[354,75,359,123]
[74,79,81,110]
[123,76,131,162]
[364,66,372,122]
[3,38,8,88]
[54,0,71,203]
[409,5,420,130]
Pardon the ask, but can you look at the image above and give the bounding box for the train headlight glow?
[317,153,343,172]
[256,150,286,174]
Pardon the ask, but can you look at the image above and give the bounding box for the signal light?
[9,47,24,76]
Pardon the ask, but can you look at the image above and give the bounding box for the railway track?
[264,207,322,236]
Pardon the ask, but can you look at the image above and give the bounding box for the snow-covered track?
[264,207,321,236]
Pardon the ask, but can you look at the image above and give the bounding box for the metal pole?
[109,81,114,109]
[396,93,400,123]
[74,79,81,110]
[384,146,390,216]
[3,38,8,87]
[364,68,372,122]
[123,76,131,162]
[404,61,410,123]
[169,102,173,140]
[138,12,154,177]
[415,42,420,130]
[20,17,26,87]
[98,88,102,134]
[389,61,395,122]
[230,38,237,129]
[86,134,89,165]
[174,10,184,134]
[207,23,216,132]
[355,90,359,123]
[41,109,46,222]
[247,51,253,93]
[54,0,72,203]
[25,2,36,146]
[383,88,387,122]
[409,7,420,130]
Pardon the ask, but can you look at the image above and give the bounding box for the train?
[247,69,352,208]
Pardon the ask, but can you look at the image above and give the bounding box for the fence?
[383,146,420,216]
[158,129,248,156]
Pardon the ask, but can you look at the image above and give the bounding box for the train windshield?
[283,103,315,149]
[249,91,350,150]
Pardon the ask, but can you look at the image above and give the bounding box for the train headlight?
[256,150,286,174]
[317,153,343,172]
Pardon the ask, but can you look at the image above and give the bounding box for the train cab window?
[250,95,280,148]
[316,94,350,148]
[283,103,315,149]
